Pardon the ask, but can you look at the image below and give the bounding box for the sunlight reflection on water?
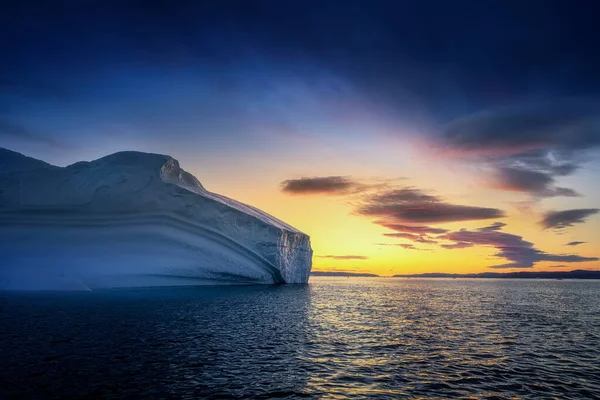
[1,278,600,398]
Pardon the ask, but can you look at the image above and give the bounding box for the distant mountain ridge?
[393,270,600,279]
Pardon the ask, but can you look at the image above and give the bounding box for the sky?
[2,0,600,275]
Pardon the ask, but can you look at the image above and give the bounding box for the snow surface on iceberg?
[0,148,312,289]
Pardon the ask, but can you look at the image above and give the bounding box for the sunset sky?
[2,1,599,275]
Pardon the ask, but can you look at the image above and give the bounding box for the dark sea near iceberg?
[1,278,600,399]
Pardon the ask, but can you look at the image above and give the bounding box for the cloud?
[442,101,600,154]
[477,222,506,232]
[440,242,474,249]
[396,244,417,250]
[488,248,597,269]
[492,166,579,198]
[356,187,505,224]
[281,176,362,195]
[541,209,599,230]
[383,233,437,244]
[565,241,586,246]
[439,222,598,269]
[280,176,403,196]
[441,101,600,198]
[375,222,449,234]
[315,255,369,260]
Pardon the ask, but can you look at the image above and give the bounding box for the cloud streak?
[281,176,362,195]
[442,101,600,154]
[439,222,598,269]
[383,233,438,244]
[356,187,505,224]
[375,222,449,235]
[541,209,599,230]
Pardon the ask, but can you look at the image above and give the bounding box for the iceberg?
[0,148,312,290]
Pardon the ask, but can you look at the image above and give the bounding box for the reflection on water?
[1,278,600,398]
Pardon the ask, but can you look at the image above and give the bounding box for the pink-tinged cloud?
[437,101,600,198]
[357,187,504,224]
[439,222,598,269]
[375,221,449,234]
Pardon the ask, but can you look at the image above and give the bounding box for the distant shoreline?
[311,270,600,279]
[393,270,600,279]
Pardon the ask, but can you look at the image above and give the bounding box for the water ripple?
[1,278,600,398]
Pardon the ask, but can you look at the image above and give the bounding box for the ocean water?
[1,278,600,399]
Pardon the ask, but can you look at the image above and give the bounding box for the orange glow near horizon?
[189,153,600,276]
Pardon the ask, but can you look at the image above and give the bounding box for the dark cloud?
[442,101,600,154]
[315,255,369,260]
[541,209,599,230]
[488,247,597,269]
[441,101,600,198]
[565,241,586,246]
[439,223,598,269]
[281,176,363,195]
[357,187,505,224]
[492,166,579,198]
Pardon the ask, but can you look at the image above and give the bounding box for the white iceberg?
[0,148,312,290]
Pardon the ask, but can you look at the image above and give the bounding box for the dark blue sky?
[2,0,600,157]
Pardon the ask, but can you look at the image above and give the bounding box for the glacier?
[0,148,312,290]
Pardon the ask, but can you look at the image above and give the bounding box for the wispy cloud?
[375,222,449,235]
[382,232,438,244]
[438,222,598,269]
[376,243,431,251]
[541,209,599,230]
[565,241,586,246]
[440,242,473,249]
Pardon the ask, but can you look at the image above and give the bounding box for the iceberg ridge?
[0,148,313,289]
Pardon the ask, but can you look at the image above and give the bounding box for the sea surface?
[1,278,600,399]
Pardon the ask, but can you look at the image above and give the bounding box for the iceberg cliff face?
[0,148,312,289]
